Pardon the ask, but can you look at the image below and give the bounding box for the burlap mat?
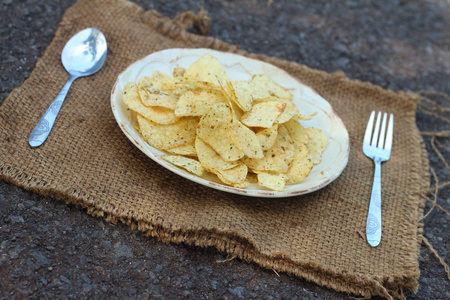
[0,0,429,298]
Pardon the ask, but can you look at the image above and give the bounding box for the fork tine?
[371,111,382,146]
[364,111,375,146]
[377,112,388,148]
[384,114,394,151]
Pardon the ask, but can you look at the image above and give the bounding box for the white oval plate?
[111,48,349,198]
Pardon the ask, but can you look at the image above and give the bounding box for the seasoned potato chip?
[139,71,180,92]
[215,80,236,107]
[176,80,222,92]
[305,127,328,164]
[230,80,255,112]
[139,76,153,89]
[284,119,310,147]
[285,143,313,184]
[283,119,314,183]
[246,172,259,183]
[151,70,179,91]
[175,90,226,117]
[257,172,287,192]
[292,112,317,121]
[161,155,204,176]
[123,82,179,124]
[139,88,178,110]
[197,103,244,162]
[255,124,278,150]
[232,180,251,189]
[165,142,197,156]
[242,125,294,173]
[216,164,249,187]
[275,100,301,124]
[230,120,264,159]
[137,114,198,150]
[216,80,244,121]
[251,95,279,103]
[251,74,293,101]
[241,101,286,128]
[195,137,240,171]
[183,54,229,86]
[173,67,185,78]
[244,82,271,101]
[140,106,179,125]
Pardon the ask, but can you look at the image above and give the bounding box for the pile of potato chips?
[122,54,328,191]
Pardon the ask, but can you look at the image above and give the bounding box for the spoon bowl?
[29,28,107,147]
[62,28,107,75]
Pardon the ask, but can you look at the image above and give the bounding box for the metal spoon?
[29,28,107,147]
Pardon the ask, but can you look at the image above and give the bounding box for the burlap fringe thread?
[417,91,450,282]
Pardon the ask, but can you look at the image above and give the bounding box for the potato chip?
[284,143,313,184]
[139,88,178,110]
[244,82,271,101]
[230,120,264,159]
[139,71,179,92]
[161,155,204,176]
[183,54,229,86]
[123,82,179,125]
[174,90,226,117]
[196,102,244,162]
[232,180,251,189]
[176,80,222,92]
[284,119,310,147]
[151,70,179,91]
[305,127,328,164]
[242,125,294,173]
[251,74,293,101]
[216,164,249,188]
[195,137,240,171]
[251,96,279,103]
[246,172,259,183]
[275,100,301,124]
[257,172,287,192]
[139,76,153,89]
[165,142,197,156]
[137,114,198,150]
[255,124,278,150]
[215,79,236,107]
[230,80,255,112]
[173,67,185,78]
[141,106,179,125]
[292,112,318,121]
[139,76,172,95]
[240,100,286,128]
[216,80,244,121]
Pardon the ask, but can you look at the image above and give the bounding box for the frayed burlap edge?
[0,158,426,300]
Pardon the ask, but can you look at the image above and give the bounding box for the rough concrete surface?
[1,0,449,299]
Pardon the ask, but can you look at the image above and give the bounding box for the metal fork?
[363,111,394,247]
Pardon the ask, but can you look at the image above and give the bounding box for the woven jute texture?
[0,0,429,298]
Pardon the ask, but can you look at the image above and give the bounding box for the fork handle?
[366,159,382,247]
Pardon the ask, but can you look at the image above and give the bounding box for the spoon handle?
[29,74,77,147]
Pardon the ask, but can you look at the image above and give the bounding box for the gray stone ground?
[1,0,449,299]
